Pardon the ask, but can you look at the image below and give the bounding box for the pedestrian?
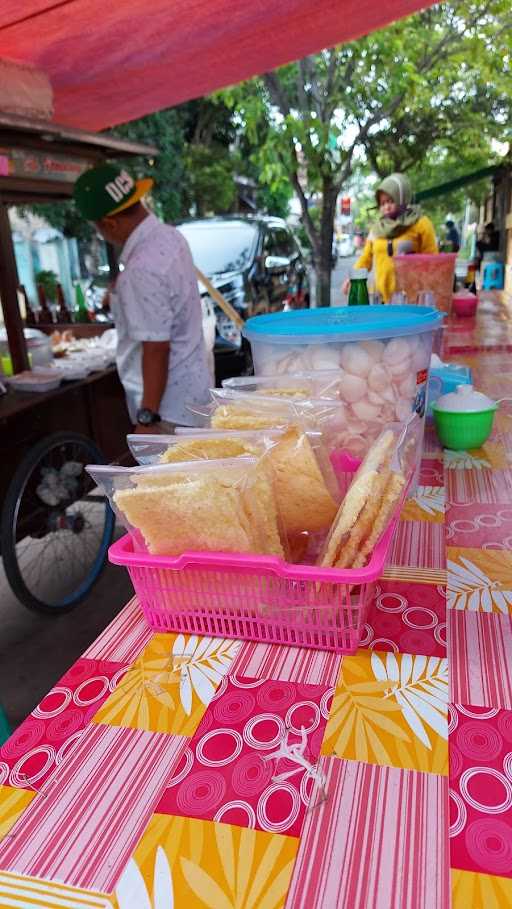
[73,164,212,433]
[484,221,500,252]
[476,221,500,270]
[343,173,437,303]
[444,219,460,253]
[353,230,364,250]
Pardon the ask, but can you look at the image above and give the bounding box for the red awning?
[1,0,435,131]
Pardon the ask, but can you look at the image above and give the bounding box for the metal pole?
[0,202,29,373]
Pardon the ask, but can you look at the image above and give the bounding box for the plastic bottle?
[348,268,370,306]
[57,284,70,323]
[36,284,51,324]
[19,285,37,326]
[75,282,90,323]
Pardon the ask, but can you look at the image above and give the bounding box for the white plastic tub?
[7,369,61,393]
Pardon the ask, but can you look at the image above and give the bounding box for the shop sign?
[0,147,89,182]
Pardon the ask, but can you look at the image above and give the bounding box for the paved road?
[331,255,357,306]
[308,255,357,307]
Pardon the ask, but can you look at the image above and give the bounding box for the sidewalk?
[308,255,356,307]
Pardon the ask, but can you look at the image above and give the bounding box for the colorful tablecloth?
[1,295,512,908]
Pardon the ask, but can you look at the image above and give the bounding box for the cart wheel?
[1,431,115,614]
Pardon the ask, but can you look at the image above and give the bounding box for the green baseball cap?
[73,163,153,221]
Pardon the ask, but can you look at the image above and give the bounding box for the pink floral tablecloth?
[1,294,512,907]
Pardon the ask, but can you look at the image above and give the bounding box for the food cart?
[0,112,157,612]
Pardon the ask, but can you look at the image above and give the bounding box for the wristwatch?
[136,407,161,426]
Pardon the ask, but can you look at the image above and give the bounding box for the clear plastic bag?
[87,457,287,560]
[317,419,420,571]
[127,429,285,465]
[260,426,339,560]
[126,433,177,464]
[124,425,339,548]
[187,390,299,431]
[221,370,344,400]
[186,386,425,496]
[206,388,349,443]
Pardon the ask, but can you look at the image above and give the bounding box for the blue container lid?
[243,305,444,344]
[430,364,472,383]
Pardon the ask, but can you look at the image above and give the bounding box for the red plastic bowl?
[452,293,478,317]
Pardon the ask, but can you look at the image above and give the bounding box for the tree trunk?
[315,262,331,308]
[315,181,338,307]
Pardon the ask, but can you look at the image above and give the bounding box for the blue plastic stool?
[482,261,504,290]
[0,704,10,746]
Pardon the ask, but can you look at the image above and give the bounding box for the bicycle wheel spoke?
[3,434,114,611]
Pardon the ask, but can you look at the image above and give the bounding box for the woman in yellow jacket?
[343,173,438,302]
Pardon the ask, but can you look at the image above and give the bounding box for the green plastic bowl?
[432,406,496,450]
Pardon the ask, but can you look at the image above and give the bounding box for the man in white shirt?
[73,163,212,431]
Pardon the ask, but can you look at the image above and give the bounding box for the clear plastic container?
[0,328,52,375]
[51,360,90,381]
[6,369,61,393]
[243,306,443,456]
[393,254,457,313]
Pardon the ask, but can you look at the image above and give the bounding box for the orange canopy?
[1,0,434,131]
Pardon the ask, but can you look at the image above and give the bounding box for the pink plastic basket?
[109,499,402,654]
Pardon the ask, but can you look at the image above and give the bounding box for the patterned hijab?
[371,173,422,239]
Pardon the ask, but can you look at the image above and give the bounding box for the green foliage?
[179,97,236,149]
[183,144,237,215]
[256,181,293,218]
[219,0,511,304]
[409,146,500,234]
[27,98,250,244]
[111,108,187,222]
[412,149,495,213]
[107,99,240,221]
[295,207,321,250]
[24,200,94,241]
[35,269,58,299]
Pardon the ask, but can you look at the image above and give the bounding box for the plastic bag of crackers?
[317,418,420,571]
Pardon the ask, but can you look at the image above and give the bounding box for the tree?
[256,180,293,218]
[183,144,237,215]
[114,97,243,219]
[27,108,188,240]
[24,199,94,241]
[221,0,512,305]
[177,97,239,215]
[410,147,495,236]
[26,99,243,255]
[108,108,187,222]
